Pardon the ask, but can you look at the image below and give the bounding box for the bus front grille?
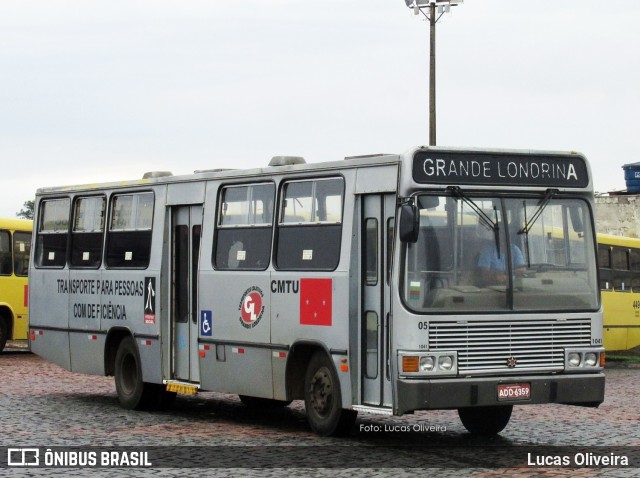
[428,319,592,375]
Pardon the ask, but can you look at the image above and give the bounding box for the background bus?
[0,218,32,352]
[597,233,640,351]
[29,147,604,436]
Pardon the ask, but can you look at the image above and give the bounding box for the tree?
[17,200,34,220]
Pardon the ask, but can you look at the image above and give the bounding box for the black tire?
[458,405,513,435]
[239,395,292,409]
[0,319,8,353]
[114,336,151,410]
[304,351,357,437]
[114,337,176,411]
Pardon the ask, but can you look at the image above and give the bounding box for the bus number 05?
[417,321,428,330]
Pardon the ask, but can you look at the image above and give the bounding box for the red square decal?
[300,278,332,326]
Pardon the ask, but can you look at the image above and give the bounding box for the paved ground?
[1,343,639,477]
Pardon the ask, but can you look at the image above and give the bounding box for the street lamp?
[404,0,463,146]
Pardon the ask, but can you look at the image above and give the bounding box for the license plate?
[497,383,531,401]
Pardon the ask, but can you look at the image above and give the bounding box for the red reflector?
[199,351,206,358]
[39,330,43,335]
[279,352,286,358]
[204,345,211,351]
[92,335,97,341]
[238,348,245,354]
[146,340,152,346]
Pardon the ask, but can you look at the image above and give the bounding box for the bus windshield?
[403,193,598,312]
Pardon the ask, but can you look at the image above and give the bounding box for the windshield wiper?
[518,188,558,267]
[448,186,501,258]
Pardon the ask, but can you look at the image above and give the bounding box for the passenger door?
[171,205,202,383]
[361,194,394,407]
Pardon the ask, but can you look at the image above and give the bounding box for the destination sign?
[412,151,589,188]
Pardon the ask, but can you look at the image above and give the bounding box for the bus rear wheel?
[458,405,513,435]
[114,336,175,410]
[114,336,146,409]
[304,351,357,437]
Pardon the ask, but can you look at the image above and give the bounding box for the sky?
[1,0,639,217]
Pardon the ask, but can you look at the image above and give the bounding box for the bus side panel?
[68,270,103,374]
[29,270,71,370]
[0,275,29,341]
[199,346,273,397]
[198,272,273,397]
[270,273,352,407]
[98,269,163,384]
[602,291,632,350]
[628,327,640,350]
[12,283,29,341]
[69,332,106,375]
[271,348,288,401]
[136,336,163,384]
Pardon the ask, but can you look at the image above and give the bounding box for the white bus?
[29,147,604,436]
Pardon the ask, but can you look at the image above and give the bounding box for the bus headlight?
[565,348,604,371]
[568,352,581,367]
[584,353,598,367]
[399,351,457,377]
[438,355,454,371]
[420,356,435,372]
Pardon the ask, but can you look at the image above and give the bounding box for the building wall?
[595,195,640,237]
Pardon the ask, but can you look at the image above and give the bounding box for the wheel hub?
[309,367,333,415]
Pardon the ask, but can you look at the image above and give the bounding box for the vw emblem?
[506,356,517,368]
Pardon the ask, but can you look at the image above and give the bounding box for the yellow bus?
[0,218,32,352]
[597,233,640,351]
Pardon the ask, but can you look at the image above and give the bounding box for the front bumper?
[396,372,605,415]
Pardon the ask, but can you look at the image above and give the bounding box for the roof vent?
[142,171,173,179]
[268,156,306,167]
[194,168,232,174]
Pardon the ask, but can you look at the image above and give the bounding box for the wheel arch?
[104,327,134,377]
[285,340,333,400]
[0,305,15,338]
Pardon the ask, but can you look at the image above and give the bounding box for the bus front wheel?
[458,405,513,435]
[304,351,357,437]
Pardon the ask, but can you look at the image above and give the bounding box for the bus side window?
[0,230,11,275]
[276,178,344,271]
[598,245,612,290]
[612,247,631,292]
[214,183,274,270]
[13,231,31,277]
[36,198,70,268]
[70,196,105,269]
[106,192,153,268]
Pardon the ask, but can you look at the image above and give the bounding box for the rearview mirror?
[399,203,419,243]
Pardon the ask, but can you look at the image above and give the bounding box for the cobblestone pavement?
[0,345,638,477]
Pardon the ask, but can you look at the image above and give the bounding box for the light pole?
[404,0,463,146]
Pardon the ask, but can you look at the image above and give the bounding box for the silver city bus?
[29,147,604,436]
